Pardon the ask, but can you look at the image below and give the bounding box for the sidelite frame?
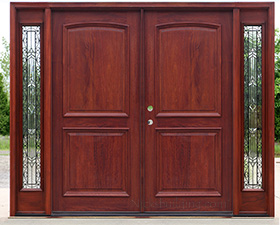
[10,2,275,217]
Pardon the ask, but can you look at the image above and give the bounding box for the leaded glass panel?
[243,25,262,189]
[22,26,41,189]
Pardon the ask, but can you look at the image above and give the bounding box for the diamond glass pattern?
[22,26,41,189]
[243,25,262,189]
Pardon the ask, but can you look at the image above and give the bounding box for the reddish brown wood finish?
[44,8,52,215]
[52,10,141,212]
[62,128,130,197]
[10,3,17,216]
[233,8,274,216]
[9,2,277,9]
[154,22,221,118]
[10,2,275,217]
[155,128,222,198]
[140,8,145,213]
[62,22,130,118]
[233,8,241,216]
[144,10,233,212]
[11,9,46,214]
[267,5,275,217]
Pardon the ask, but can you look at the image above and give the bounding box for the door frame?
[10,2,275,217]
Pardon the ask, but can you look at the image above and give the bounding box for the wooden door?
[144,11,233,213]
[52,9,232,214]
[52,10,141,212]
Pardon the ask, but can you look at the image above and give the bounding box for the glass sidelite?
[243,25,263,189]
[22,26,41,189]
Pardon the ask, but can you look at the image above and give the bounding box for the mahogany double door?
[52,10,232,214]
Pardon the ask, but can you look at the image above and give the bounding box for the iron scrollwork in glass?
[22,26,41,189]
[243,25,263,189]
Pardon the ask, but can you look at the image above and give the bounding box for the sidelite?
[22,26,41,189]
[243,25,263,189]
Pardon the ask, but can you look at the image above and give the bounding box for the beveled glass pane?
[243,25,262,189]
[22,26,41,189]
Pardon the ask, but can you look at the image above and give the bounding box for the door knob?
[147,119,153,126]
[147,105,153,112]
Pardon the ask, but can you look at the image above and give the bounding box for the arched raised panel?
[155,22,221,117]
[63,23,130,117]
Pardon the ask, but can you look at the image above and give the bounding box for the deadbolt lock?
[147,119,153,125]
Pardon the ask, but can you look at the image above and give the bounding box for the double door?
[52,10,232,214]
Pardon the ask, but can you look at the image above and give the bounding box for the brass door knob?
[147,105,153,112]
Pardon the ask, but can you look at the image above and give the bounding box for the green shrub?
[0,37,9,136]
[0,73,9,135]
[0,135,9,151]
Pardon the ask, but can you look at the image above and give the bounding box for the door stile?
[140,8,145,213]
[10,3,17,216]
[44,8,52,215]
[266,4,275,217]
[232,8,241,216]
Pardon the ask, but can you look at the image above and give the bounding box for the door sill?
[51,211,233,217]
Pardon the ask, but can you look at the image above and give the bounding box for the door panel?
[62,128,130,197]
[63,23,129,117]
[155,22,221,117]
[52,11,140,212]
[155,128,222,197]
[144,11,232,212]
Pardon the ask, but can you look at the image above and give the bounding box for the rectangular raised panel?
[63,23,129,117]
[63,128,130,197]
[156,128,222,197]
[155,23,221,117]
